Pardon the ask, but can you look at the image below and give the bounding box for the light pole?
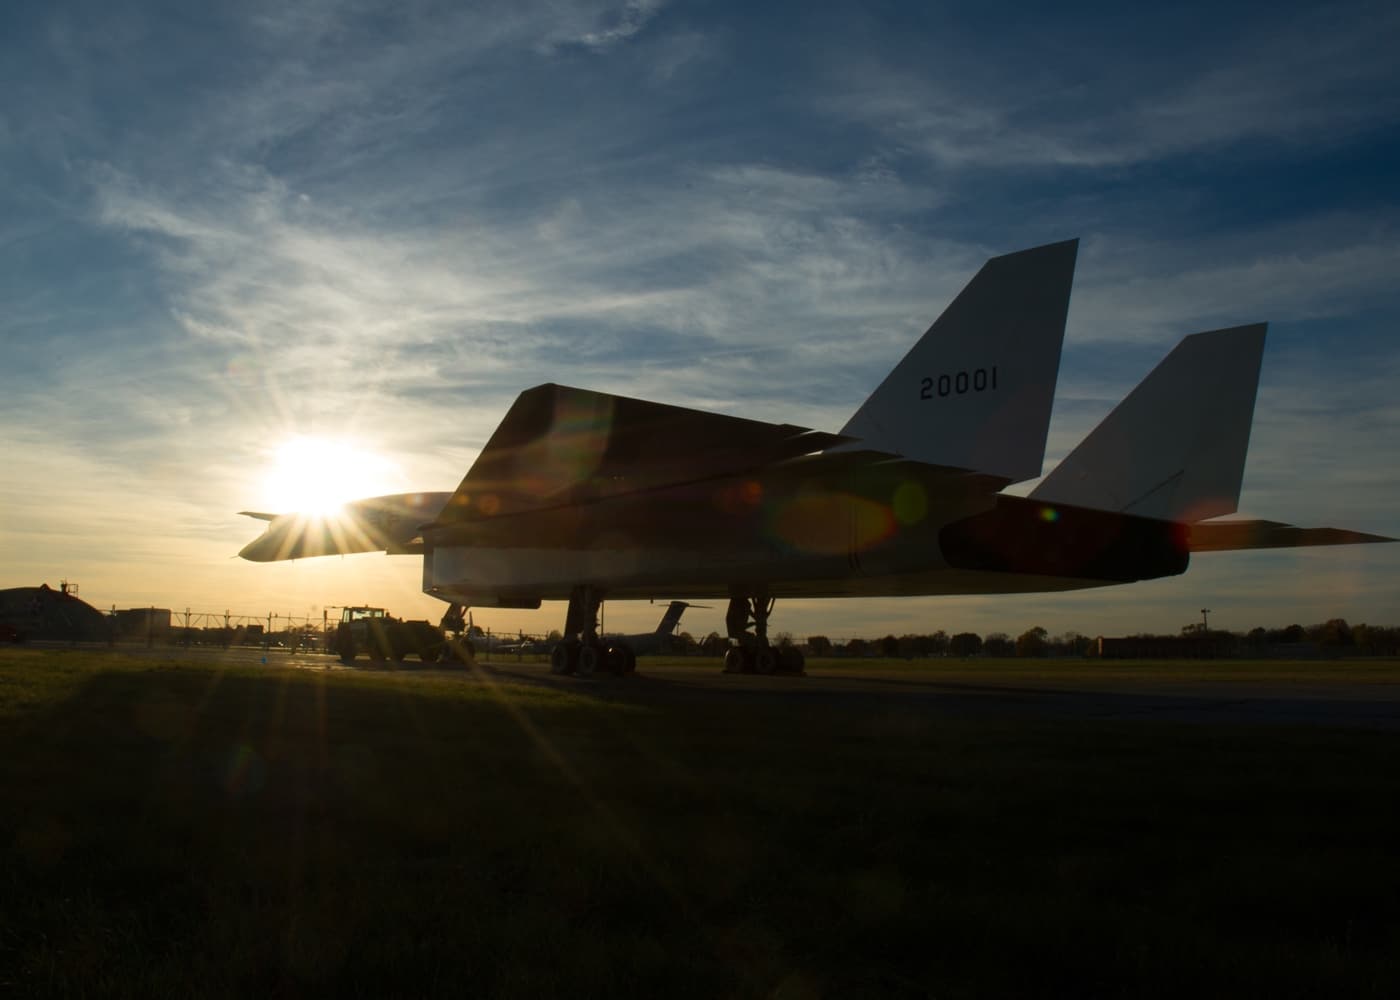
[1201,608,1211,632]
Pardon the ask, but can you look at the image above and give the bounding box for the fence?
[105,607,569,656]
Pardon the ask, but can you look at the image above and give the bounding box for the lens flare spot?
[892,482,928,526]
[715,480,765,515]
[14,815,71,868]
[224,744,266,799]
[224,352,258,390]
[771,495,847,555]
[852,499,897,551]
[771,494,896,555]
[1039,506,1060,523]
[512,390,615,499]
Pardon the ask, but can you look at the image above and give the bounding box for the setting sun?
[261,437,398,515]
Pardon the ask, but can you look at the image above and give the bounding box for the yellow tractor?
[331,606,461,665]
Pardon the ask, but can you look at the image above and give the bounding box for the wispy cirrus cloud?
[538,0,667,53]
[824,3,1400,170]
[2,0,1396,637]
[1066,226,1400,344]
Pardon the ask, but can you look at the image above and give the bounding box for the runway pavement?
[490,661,1400,729]
[78,643,1400,730]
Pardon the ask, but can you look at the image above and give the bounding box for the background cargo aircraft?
[606,601,700,659]
[488,602,697,663]
[240,240,1391,676]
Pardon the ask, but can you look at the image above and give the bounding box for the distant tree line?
[672,618,1400,658]
[215,617,1400,658]
[794,627,1092,659]
[1242,619,1400,655]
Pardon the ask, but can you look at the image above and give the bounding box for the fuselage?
[421,452,1189,607]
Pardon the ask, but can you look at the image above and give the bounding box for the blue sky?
[3,0,1398,641]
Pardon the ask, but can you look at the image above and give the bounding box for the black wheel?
[420,645,441,665]
[723,646,748,674]
[576,643,601,678]
[606,643,636,675]
[778,646,806,674]
[551,642,576,675]
[753,646,778,675]
[335,626,356,664]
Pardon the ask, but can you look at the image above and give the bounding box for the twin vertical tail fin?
[1030,324,1267,522]
[839,239,1078,483]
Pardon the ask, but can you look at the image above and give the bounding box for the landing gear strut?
[549,586,636,678]
[722,590,805,675]
[438,604,475,665]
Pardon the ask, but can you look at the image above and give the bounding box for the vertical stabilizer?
[654,601,690,636]
[839,239,1078,483]
[1030,324,1266,522]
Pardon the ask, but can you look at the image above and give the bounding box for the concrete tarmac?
[78,643,1400,731]
[486,661,1400,730]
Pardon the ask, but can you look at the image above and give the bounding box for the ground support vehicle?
[331,606,461,665]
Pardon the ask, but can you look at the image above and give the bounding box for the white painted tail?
[1030,324,1267,522]
[840,239,1077,483]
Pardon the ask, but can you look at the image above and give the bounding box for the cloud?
[3,0,1396,636]
[83,155,952,426]
[79,146,1400,520]
[539,0,667,53]
[824,3,1400,170]
[1067,227,1400,344]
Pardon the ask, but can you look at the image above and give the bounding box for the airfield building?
[0,583,111,642]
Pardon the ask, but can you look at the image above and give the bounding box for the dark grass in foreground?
[2,651,1399,998]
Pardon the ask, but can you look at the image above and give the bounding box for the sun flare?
[262,437,398,515]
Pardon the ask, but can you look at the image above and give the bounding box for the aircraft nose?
[239,534,277,561]
[238,517,293,561]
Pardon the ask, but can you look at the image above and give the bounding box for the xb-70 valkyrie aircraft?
[240,240,1392,676]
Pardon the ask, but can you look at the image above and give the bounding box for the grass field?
[3,649,1399,997]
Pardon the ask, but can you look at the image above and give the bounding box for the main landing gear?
[438,604,476,665]
[549,585,637,678]
[722,591,805,675]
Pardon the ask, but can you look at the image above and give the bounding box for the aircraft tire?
[576,644,601,678]
[607,643,636,675]
[335,625,356,664]
[779,646,805,674]
[723,646,748,674]
[753,646,778,675]
[550,643,575,675]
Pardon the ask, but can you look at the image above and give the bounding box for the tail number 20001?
[920,367,998,400]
